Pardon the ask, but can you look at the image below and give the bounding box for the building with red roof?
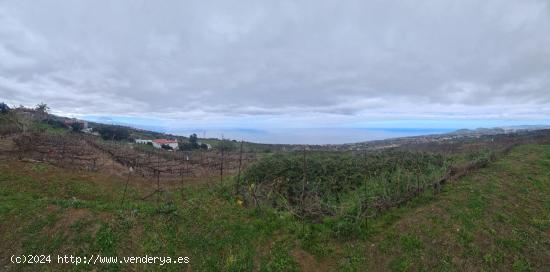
[152,139,179,150]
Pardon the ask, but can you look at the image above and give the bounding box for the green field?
[0,144,549,271]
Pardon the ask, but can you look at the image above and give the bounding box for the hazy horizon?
[78,115,550,144]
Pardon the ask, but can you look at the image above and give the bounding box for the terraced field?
[0,144,548,271]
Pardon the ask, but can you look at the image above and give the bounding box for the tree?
[0,103,10,114]
[35,103,49,119]
[35,103,49,113]
[70,122,83,132]
[189,133,199,149]
[96,126,130,141]
[179,133,201,151]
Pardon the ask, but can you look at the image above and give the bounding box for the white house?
[152,139,179,150]
[82,128,100,136]
[135,139,153,144]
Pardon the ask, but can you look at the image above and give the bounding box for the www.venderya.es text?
[10,254,190,266]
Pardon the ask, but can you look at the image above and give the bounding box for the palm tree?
[36,102,49,113]
[35,102,49,119]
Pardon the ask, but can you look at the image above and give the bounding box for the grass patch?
[0,144,549,271]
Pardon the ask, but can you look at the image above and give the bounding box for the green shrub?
[239,150,448,222]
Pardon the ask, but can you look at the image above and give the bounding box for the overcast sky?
[1,0,549,143]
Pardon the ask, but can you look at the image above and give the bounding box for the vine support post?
[61,138,66,166]
[120,164,132,208]
[300,146,307,233]
[181,151,188,199]
[220,135,224,185]
[363,149,368,232]
[156,154,160,205]
[236,140,244,195]
[301,147,307,208]
[416,165,420,196]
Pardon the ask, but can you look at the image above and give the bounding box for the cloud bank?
[1,0,549,134]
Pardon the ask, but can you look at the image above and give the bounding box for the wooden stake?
[364,149,368,230]
[157,154,160,205]
[120,166,132,208]
[236,140,243,194]
[220,135,224,185]
[301,147,307,208]
[181,151,188,198]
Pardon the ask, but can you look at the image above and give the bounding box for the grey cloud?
[0,0,549,122]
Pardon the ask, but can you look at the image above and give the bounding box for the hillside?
[1,137,548,271]
[2,1,549,270]
[12,107,550,153]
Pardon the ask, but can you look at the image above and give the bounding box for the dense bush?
[238,150,449,221]
[216,139,237,151]
[95,125,130,141]
[69,122,83,132]
[179,142,195,151]
[44,119,67,129]
[179,134,209,150]
[0,111,22,135]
